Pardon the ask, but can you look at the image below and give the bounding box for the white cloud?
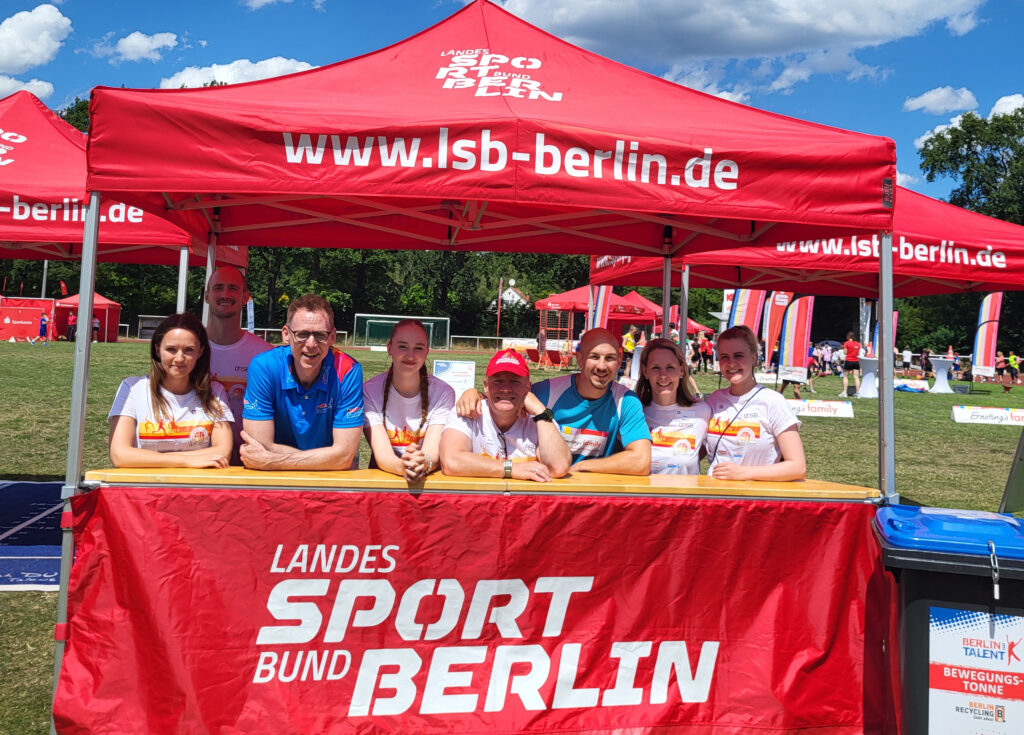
[989,94,1024,117]
[159,57,314,88]
[243,0,293,8]
[0,4,72,75]
[663,62,750,103]
[500,0,982,92]
[914,114,964,149]
[0,75,55,99]
[115,31,178,62]
[896,170,920,187]
[903,86,977,114]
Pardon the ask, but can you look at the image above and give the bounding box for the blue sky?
[3,0,1022,202]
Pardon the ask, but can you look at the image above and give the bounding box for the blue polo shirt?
[243,346,364,450]
[533,374,650,465]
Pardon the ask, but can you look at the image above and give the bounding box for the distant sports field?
[2,339,1022,733]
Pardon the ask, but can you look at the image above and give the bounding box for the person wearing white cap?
[441,349,571,482]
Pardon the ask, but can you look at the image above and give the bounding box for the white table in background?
[857,357,879,398]
[929,357,955,393]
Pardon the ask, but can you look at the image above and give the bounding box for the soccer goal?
[352,313,451,350]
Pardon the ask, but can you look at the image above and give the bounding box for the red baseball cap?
[486,349,530,378]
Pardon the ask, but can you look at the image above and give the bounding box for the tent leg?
[660,257,671,338]
[679,265,689,336]
[51,191,101,734]
[201,239,217,326]
[878,231,897,502]
[176,246,189,313]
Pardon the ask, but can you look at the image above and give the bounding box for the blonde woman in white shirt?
[363,320,454,482]
[705,325,806,481]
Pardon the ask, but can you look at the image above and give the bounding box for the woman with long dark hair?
[363,319,455,482]
[108,313,232,468]
[635,337,710,474]
[704,325,805,481]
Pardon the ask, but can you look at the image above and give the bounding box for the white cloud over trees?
[159,57,314,88]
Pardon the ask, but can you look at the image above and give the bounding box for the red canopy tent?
[618,290,713,335]
[590,186,1024,297]
[84,3,894,255]
[0,91,246,269]
[54,292,120,343]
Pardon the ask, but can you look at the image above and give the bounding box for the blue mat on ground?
[0,481,63,589]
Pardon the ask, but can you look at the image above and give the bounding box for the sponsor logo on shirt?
[562,425,608,456]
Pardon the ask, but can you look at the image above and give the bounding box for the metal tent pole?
[41,259,48,298]
[51,191,101,733]
[878,231,897,501]
[176,246,189,313]
[201,239,217,326]
[660,256,671,338]
[679,265,689,335]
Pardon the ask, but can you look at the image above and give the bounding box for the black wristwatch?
[531,408,555,423]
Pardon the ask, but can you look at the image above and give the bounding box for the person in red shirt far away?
[841,332,862,397]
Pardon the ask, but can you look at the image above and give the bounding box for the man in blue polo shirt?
[456,328,651,474]
[241,294,363,470]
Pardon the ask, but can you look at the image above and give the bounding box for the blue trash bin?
[875,505,1024,734]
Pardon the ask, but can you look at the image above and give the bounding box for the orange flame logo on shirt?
[387,425,420,447]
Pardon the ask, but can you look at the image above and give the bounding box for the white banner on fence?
[787,400,855,418]
[433,360,476,397]
[974,365,995,377]
[779,366,808,383]
[755,372,778,384]
[951,405,1024,425]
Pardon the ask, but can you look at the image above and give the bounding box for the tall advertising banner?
[762,291,793,354]
[972,292,1003,378]
[54,487,897,734]
[778,296,814,383]
[588,285,612,329]
[727,289,766,333]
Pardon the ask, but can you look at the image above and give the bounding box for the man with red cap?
[440,349,571,482]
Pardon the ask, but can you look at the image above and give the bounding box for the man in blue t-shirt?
[456,328,651,475]
[241,294,363,470]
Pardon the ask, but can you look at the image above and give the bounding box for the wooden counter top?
[83,467,880,501]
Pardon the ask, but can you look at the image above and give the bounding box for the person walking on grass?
[841,332,861,397]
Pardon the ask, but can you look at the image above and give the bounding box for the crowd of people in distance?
[107,267,806,482]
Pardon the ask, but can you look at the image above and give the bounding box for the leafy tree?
[919,108,1024,224]
[917,106,1024,352]
[58,97,90,133]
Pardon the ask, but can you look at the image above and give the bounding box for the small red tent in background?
[55,293,121,343]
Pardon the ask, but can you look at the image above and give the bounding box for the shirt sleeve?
[242,352,276,421]
[108,377,142,421]
[426,379,456,427]
[442,410,475,439]
[765,390,801,435]
[617,391,653,446]
[363,376,384,427]
[333,360,365,429]
[211,382,235,423]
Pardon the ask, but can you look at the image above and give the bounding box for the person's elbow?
[108,444,127,468]
[545,453,572,478]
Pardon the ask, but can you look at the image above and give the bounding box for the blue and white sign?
[433,360,476,397]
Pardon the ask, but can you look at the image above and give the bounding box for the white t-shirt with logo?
[208,331,272,429]
[363,373,455,457]
[644,401,712,475]
[704,386,800,473]
[443,402,545,462]
[108,377,233,452]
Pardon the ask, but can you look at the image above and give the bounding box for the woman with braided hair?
[363,320,455,482]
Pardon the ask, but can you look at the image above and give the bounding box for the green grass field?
[2,339,1022,732]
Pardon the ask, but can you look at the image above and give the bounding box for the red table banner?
[54,487,897,733]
